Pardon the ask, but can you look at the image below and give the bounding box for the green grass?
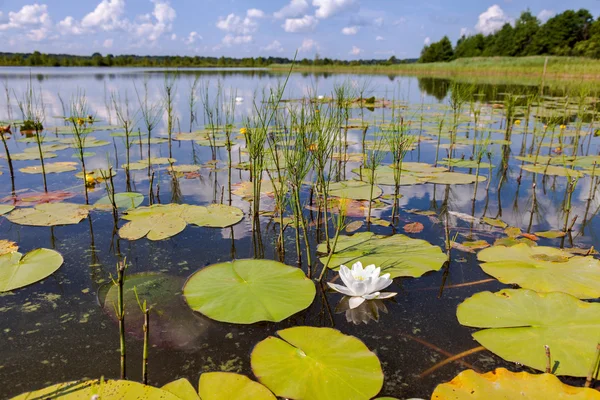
[270,56,600,79]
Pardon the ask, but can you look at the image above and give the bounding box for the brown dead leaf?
[404,222,424,233]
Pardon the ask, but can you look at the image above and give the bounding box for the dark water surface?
[0,67,598,399]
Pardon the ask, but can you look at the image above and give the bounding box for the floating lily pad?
[440,158,495,169]
[183,259,315,324]
[94,192,144,211]
[0,205,14,216]
[161,378,199,400]
[183,204,244,228]
[521,164,584,178]
[426,171,487,185]
[198,372,276,400]
[251,326,383,400]
[478,243,600,299]
[493,236,537,247]
[19,161,78,174]
[317,231,446,279]
[457,289,600,377]
[8,152,58,161]
[329,180,382,200]
[432,368,600,399]
[0,248,63,292]
[12,379,182,399]
[123,157,176,170]
[100,273,208,349]
[535,230,566,239]
[6,203,88,226]
[482,217,508,229]
[168,164,201,173]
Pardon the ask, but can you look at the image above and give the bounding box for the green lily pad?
[317,231,446,279]
[478,243,600,299]
[94,192,144,211]
[521,164,584,178]
[251,326,383,400]
[6,203,89,226]
[426,171,487,185]
[119,203,244,241]
[0,205,14,216]
[19,161,78,174]
[482,217,508,229]
[198,372,275,400]
[12,379,182,399]
[329,180,382,201]
[168,164,201,173]
[440,158,495,169]
[432,368,600,399]
[493,237,537,247]
[183,204,244,228]
[0,248,63,292]
[184,259,315,324]
[457,289,600,377]
[161,378,199,400]
[535,230,566,239]
[123,157,176,170]
[8,152,58,161]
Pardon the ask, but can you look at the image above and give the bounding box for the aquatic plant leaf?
[9,190,75,206]
[477,243,600,298]
[183,259,315,324]
[432,368,600,399]
[8,152,58,161]
[345,220,364,233]
[0,248,63,292]
[535,230,566,238]
[0,205,14,215]
[6,203,88,226]
[101,273,208,350]
[521,164,584,178]
[482,217,507,229]
[198,372,275,400]
[251,326,383,400]
[19,161,78,174]
[119,210,186,241]
[168,164,201,173]
[493,237,537,247]
[329,180,382,200]
[426,171,487,185]
[12,379,182,399]
[123,157,176,170]
[161,378,199,400]
[317,232,446,279]
[0,240,18,255]
[457,289,600,377]
[403,222,424,233]
[440,158,495,169]
[183,204,244,228]
[94,192,144,211]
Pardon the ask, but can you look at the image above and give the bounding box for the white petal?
[376,292,397,299]
[364,264,377,274]
[339,265,354,288]
[351,280,368,296]
[352,261,363,272]
[349,296,366,309]
[327,282,356,296]
[371,277,393,292]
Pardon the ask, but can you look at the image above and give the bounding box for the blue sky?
[1,0,600,59]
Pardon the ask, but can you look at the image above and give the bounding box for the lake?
[0,67,598,399]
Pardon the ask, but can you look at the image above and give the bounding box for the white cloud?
[261,40,284,53]
[185,31,201,45]
[58,16,84,35]
[130,0,176,42]
[103,38,113,48]
[282,15,318,33]
[393,17,407,25]
[424,37,431,45]
[373,17,384,27]
[222,34,252,46]
[217,13,258,35]
[246,8,265,18]
[349,45,362,55]
[0,3,52,31]
[475,5,511,35]
[313,0,356,19]
[299,38,318,52]
[170,33,177,40]
[341,26,359,35]
[460,27,470,37]
[375,35,384,41]
[538,9,555,23]
[81,0,126,30]
[274,0,309,19]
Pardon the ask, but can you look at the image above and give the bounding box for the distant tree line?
[420,9,600,62]
[0,51,417,68]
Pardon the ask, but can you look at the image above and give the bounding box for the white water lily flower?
[327,261,397,309]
